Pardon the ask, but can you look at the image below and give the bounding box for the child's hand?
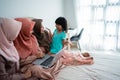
[66,39,73,46]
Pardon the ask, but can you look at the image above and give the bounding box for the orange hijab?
[14,18,39,59]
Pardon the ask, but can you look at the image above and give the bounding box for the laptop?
[33,46,67,68]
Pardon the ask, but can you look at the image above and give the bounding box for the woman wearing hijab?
[14,18,94,80]
[32,19,52,53]
[14,17,44,73]
[0,18,31,80]
[14,18,64,80]
[14,18,44,59]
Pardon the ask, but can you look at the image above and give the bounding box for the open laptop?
[33,46,67,68]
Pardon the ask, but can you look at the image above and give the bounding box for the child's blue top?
[50,29,66,54]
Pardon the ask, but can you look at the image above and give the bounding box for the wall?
[0,0,64,31]
[63,0,77,29]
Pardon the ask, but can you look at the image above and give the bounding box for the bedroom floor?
[56,49,120,80]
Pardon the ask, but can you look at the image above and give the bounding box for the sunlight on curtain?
[104,23,117,49]
[75,0,120,51]
[109,0,119,4]
[117,22,120,51]
[94,8,103,20]
[92,0,106,5]
[106,6,120,21]
[75,0,91,32]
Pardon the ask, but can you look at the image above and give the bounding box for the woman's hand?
[36,52,45,58]
[45,27,53,37]
[36,48,45,58]
[24,69,31,79]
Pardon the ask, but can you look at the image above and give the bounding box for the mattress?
[56,51,120,80]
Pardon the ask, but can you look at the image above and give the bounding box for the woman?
[13,18,44,69]
[32,19,52,53]
[0,18,31,80]
[14,18,94,80]
[14,18,64,80]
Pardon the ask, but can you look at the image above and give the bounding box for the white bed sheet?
[56,52,120,80]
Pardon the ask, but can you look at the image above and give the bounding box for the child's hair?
[55,17,68,33]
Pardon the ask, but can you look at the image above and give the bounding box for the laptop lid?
[33,46,67,68]
[48,46,67,67]
[32,54,51,65]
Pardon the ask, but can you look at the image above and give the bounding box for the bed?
[56,51,120,80]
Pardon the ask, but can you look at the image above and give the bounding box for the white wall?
[63,0,77,29]
[0,0,64,31]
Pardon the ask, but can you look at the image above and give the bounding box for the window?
[109,0,119,4]
[92,0,106,6]
[76,0,120,51]
[94,7,104,21]
[106,6,120,21]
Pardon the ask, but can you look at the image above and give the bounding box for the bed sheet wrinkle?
[56,52,120,80]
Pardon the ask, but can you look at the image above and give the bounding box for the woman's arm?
[0,56,26,80]
[62,39,67,47]
[20,55,37,66]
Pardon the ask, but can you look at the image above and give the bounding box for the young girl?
[49,17,68,54]
[48,17,93,66]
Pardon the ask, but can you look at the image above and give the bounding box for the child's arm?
[62,39,67,47]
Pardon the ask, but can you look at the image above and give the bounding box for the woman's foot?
[84,57,93,60]
[82,52,90,57]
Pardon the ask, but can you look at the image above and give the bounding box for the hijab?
[14,18,39,59]
[0,18,22,69]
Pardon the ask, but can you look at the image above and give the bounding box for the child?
[46,17,94,66]
[49,17,68,54]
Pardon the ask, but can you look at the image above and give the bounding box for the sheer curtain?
[75,0,120,51]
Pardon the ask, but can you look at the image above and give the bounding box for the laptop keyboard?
[40,56,54,66]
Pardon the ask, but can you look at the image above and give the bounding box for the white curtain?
[75,0,120,51]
